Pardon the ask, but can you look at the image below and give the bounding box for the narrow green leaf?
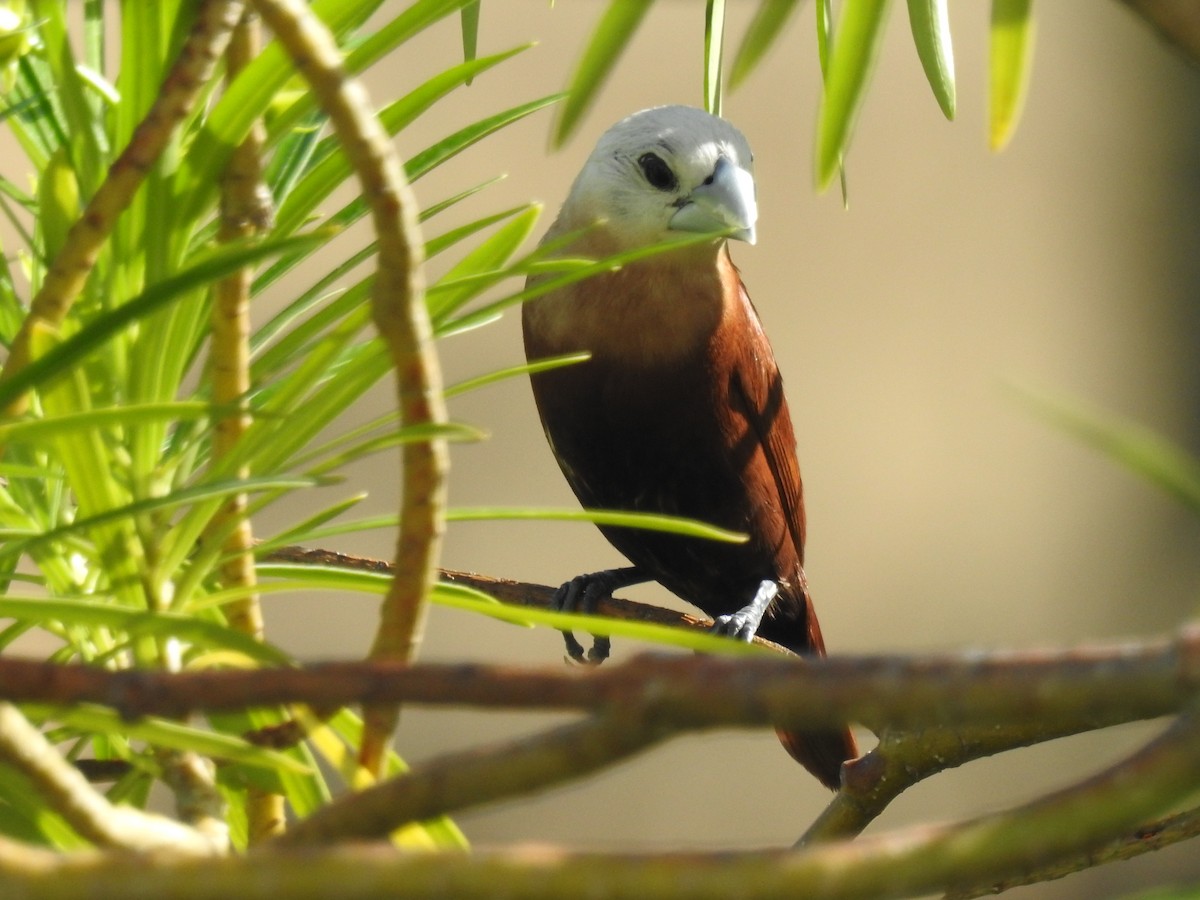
[438,228,733,337]
[553,0,656,147]
[446,507,747,542]
[23,705,310,774]
[272,46,533,238]
[989,0,1035,151]
[432,582,769,657]
[704,0,726,116]
[427,205,543,321]
[444,353,590,399]
[0,230,331,410]
[906,0,956,119]
[0,402,212,447]
[0,598,292,665]
[1013,384,1200,517]
[425,204,538,262]
[460,1,480,79]
[281,94,562,249]
[729,0,800,91]
[815,0,893,191]
[300,422,485,477]
[29,0,107,196]
[0,476,318,565]
[254,494,368,554]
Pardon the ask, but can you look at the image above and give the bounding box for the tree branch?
[251,0,448,779]
[275,706,665,846]
[0,628,1192,732]
[2,716,1197,898]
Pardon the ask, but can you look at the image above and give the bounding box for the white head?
[561,105,757,251]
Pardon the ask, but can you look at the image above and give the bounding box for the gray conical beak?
[668,155,757,245]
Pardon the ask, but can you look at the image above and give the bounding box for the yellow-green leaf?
[989,0,1035,151]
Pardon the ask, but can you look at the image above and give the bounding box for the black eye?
[638,153,677,192]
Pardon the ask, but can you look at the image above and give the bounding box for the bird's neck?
[526,226,742,368]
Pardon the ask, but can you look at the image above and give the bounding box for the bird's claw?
[554,575,609,666]
[553,569,638,666]
[710,579,779,644]
[711,612,757,642]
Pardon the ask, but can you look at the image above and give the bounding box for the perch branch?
[801,718,1129,844]
[251,0,448,778]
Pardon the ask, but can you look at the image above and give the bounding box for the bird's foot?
[553,566,645,665]
[712,579,778,642]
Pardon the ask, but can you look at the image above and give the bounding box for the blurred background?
[256,2,1200,896]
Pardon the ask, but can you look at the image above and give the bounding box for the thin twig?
[0,703,220,855]
[251,0,448,778]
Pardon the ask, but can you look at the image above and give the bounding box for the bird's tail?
[765,583,859,790]
[776,725,858,791]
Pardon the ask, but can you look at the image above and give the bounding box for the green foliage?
[0,0,574,852]
[555,0,1039,183]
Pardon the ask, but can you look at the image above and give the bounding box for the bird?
[522,105,857,790]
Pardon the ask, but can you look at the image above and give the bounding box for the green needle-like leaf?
[906,0,956,119]
[0,231,330,411]
[815,0,893,191]
[554,0,655,147]
[704,0,726,116]
[729,0,801,91]
[460,1,480,78]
